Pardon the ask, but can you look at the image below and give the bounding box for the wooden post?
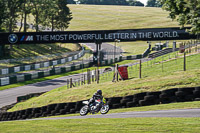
[81,77,83,85]
[92,75,94,82]
[87,69,88,84]
[89,69,91,84]
[139,60,142,79]
[97,68,99,84]
[112,64,116,82]
[196,43,198,52]
[94,68,96,81]
[87,69,91,84]
[161,55,163,72]
[89,69,90,84]
[83,74,86,84]
[70,78,73,88]
[116,64,119,81]
[175,52,177,64]
[117,68,124,81]
[184,52,186,71]
[67,79,69,88]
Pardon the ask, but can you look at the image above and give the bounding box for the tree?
[30,0,72,32]
[40,0,58,31]
[146,0,162,7]
[128,0,144,6]
[18,0,32,32]
[0,0,72,32]
[67,0,76,4]
[55,0,73,31]
[161,0,200,34]
[5,0,22,32]
[79,0,129,5]
[31,0,44,32]
[0,0,7,31]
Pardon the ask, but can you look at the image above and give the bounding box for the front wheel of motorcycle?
[100,104,109,114]
[80,105,89,116]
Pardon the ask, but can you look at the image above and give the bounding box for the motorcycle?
[80,98,109,116]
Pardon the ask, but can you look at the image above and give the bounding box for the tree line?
[0,0,72,33]
[146,0,161,7]
[71,0,162,7]
[161,0,200,35]
[76,0,145,6]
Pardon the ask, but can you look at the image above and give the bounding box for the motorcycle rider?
[88,89,103,112]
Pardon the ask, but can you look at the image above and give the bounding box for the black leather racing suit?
[89,93,103,106]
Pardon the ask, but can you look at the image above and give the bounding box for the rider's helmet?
[97,89,102,95]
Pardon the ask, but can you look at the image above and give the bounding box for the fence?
[127,41,200,80]
[64,40,200,89]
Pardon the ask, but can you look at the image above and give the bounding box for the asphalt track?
[35,109,200,120]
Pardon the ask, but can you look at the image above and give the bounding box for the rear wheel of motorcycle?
[80,105,89,116]
[100,105,109,114]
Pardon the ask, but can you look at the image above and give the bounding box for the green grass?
[68,5,179,31]
[10,43,79,58]
[24,5,179,31]
[26,5,179,31]
[8,52,200,111]
[0,117,200,133]
[1,43,80,68]
[112,41,149,56]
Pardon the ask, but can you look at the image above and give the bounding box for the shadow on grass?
[28,79,68,87]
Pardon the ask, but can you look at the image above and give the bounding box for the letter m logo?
[26,36,33,41]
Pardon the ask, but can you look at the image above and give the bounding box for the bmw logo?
[8,34,18,44]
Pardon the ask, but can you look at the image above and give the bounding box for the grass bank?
[1,43,80,68]
[68,5,179,31]
[0,117,200,133]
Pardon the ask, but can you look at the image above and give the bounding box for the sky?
[139,0,148,5]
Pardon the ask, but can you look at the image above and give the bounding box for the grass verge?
[0,117,200,133]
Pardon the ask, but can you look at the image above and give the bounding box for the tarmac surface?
[34,109,200,120]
